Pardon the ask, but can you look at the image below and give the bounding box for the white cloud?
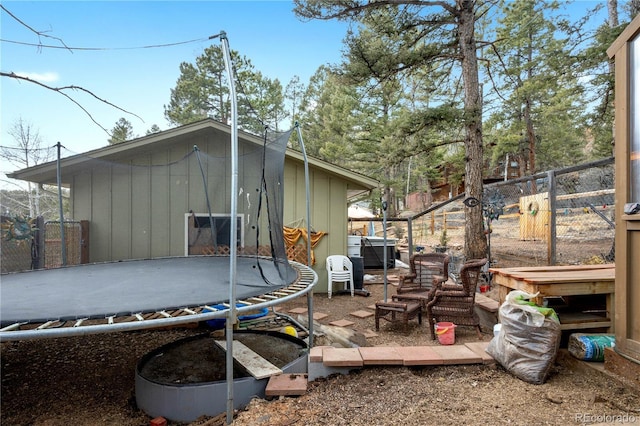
[14,72,59,83]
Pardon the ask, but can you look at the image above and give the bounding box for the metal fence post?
[407,217,413,259]
[35,216,45,269]
[548,170,557,265]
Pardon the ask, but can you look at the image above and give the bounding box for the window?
[185,213,244,255]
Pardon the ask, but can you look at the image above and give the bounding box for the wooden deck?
[490,264,615,332]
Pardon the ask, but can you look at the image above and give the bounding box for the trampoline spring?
[159,311,171,318]
[36,321,57,330]
[73,318,88,327]
[134,313,144,321]
[0,322,27,332]
[183,308,197,315]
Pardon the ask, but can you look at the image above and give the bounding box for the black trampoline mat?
[0,256,297,326]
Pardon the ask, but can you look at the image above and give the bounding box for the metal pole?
[548,170,557,266]
[407,217,413,260]
[56,142,67,266]
[406,156,412,199]
[295,122,315,348]
[382,194,388,302]
[221,31,238,425]
[486,216,492,266]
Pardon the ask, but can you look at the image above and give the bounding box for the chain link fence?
[359,157,615,271]
[0,238,35,273]
[1,218,84,273]
[479,157,615,267]
[1,216,40,273]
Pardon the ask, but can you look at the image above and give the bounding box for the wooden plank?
[555,188,615,200]
[215,340,282,380]
[558,312,609,324]
[557,312,611,331]
[490,267,614,286]
[475,294,499,312]
[534,282,615,296]
[490,264,613,275]
[513,271,614,284]
[559,321,611,330]
[494,276,614,294]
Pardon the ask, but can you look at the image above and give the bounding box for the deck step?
[475,294,500,332]
[475,294,500,312]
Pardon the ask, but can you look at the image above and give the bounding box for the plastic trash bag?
[486,290,561,384]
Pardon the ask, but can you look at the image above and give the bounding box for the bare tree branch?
[2,5,149,137]
[0,4,72,53]
[1,72,144,135]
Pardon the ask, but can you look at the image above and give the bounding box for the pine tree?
[108,118,134,145]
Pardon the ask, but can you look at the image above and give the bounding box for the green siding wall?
[71,134,360,295]
[283,162,349,293]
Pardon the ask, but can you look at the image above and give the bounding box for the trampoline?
[0,256,315,342]
[0,98,320,343]
[0,82,320,344]
[0,122,320,342]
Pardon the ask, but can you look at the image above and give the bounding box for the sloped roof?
[7,119,379,198]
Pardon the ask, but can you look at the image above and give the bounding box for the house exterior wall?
[608,14,640,363]
[405,191,432,212]
[70,131,356,294]
[72,133,226,261]
[283,161,349,293]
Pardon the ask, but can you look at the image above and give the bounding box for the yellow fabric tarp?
[283,226,327,265]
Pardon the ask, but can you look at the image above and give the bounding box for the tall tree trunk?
[458,0,487,260]
[525,27,536,180]
[607,0,619,27]
[524,99,537,193]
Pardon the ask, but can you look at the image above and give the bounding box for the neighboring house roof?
[7,119,379,198]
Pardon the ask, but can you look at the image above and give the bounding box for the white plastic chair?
[326,255,355,299]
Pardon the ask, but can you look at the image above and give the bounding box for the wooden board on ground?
[215,340,282,379]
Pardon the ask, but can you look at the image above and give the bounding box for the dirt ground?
[1,269,639,426]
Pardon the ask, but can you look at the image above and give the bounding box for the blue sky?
[0,0,615,189]
[0,1,350,186]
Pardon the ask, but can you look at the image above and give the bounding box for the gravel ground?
[2,271,639,426]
